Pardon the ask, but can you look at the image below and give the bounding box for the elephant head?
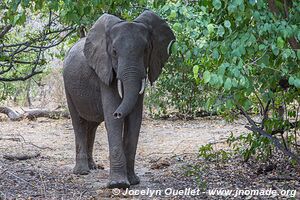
[84,10,175,119]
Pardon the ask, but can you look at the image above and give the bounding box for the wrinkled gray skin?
[63,10,175,189]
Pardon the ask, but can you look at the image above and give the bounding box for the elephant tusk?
[167,40,175,55]
[117,79,123,98]
[139,78,146,95]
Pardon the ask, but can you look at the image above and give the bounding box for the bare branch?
[0,71,43,82]
[238,105,300,165]
[0,16,76,82]
[0,25,12,38]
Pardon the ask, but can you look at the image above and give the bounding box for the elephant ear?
[135,10,175,84]
[84,14,122,85]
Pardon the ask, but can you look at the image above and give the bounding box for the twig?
[77,190,88,200]
[0,168,9,176]
[238,105,300,165]
[0,137,21,142]
[5,171,36,188]
[268,176,300,182]
[294,104,300,153]
[16,133,54,150]
[0,25,12,38]
[38,171,47,199]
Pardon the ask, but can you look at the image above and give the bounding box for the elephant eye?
[112,47,117,56]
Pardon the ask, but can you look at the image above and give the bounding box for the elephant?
[63,10,175,189]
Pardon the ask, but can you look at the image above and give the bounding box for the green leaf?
[228,4,236,13]
[282,49,291,59]
[207,24,215,34]
[233,68,241,78]
[235,0,243,5]
[243,99,252,110]
[217,25,225,37]
[173,23,182,32]
[276,37,284,49]
[224,78,232,90]
[271,45,279,56]
[210,73,219,85]
[240,76,246,86]
[212,49,219,60]
[203,71,211,83]
[249,0,257,5]
[22,0,30,7]
[169,10,177,19]
[12,12,26,25]
[225,99,234,109]
[297,50,300,60]
[213,0,222,10]
[288,76,295,85]
[218,63,229,75]
[294,79,300,88]
[259,44,267,50]
[224,20,231,28]
[193,65,199,80]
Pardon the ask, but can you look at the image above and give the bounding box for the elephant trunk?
[113,78,143,119]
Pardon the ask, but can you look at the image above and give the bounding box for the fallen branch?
[3,152,40,161]
[0,137,21,142]
[0,106,21,120]
[268,176,300,182]
[0,106,69,121]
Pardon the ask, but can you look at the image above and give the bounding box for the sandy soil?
[0,116,268,199]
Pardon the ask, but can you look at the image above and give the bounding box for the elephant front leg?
[123,96,143,185]
[105,117,130,188]
[101,83,130,189]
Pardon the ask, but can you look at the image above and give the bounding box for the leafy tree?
[0,0,160,82]
[153,0,300,163]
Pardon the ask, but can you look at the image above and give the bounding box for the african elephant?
[63,10,175,189]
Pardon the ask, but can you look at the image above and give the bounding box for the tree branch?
[0,71,43,82]
[0,25,12,38]
[238,105,300,165]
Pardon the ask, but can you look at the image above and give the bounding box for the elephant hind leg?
[66,92,90,175]
[72,117,91,175]
[87,121,100,170]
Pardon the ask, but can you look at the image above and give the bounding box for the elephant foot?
[107,179,130,189]
[128,173,140,185]
[88,160,105,170]
[107,173,130,188]
[73,163,90,175]
[88,160,98,170]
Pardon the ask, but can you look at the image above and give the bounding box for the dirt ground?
[0,117,299,199]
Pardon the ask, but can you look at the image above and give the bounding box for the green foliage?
[147,0,300,164]
[1,0,151,26]
[227,132,273,162]
[0,0,162,101]
[146,0,299,119]
[146,1,218,117]
[184,164,208,189]
[198,143,231,162]
[188,0,300,113]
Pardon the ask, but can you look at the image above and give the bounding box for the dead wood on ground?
[0,106,69,121]
[3,152,41,161]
